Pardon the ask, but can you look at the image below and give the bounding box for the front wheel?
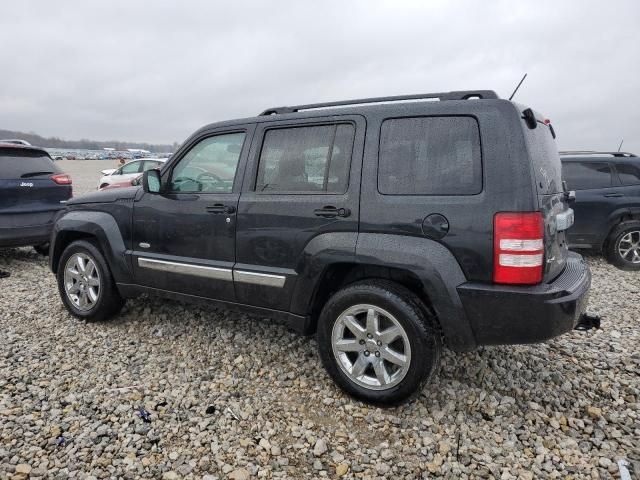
[56,240,125,321]
[605,221,640,271]
[317,280,441,405]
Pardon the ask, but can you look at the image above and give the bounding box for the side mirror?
[143,169,162,193]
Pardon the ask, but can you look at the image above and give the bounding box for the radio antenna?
[508,73,528,101]
[617,138,624,152]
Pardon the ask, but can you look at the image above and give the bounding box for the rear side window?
[256,124,355,194]
[0,149,60,179]
[378,116,482,195]
[562,162,612,190]
[615,163,640,185]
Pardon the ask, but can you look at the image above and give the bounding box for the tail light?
[493,212,544,285]
[51,173,72,185]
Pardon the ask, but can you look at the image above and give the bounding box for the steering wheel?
[195,171,222,183]
[172,176,203,191]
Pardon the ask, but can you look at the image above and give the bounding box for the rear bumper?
[0,223,52,248]
[457,252,591,346]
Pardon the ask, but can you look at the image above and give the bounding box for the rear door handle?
[206,204,236,214]
[313,206,351,218]
[604,193,624,198]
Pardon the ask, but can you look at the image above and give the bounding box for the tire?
[604,220,640,271]
[56,239,125,321]
[33,243,50,256]
[317,280,441,405]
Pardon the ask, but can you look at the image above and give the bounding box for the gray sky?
[1,1,639,152]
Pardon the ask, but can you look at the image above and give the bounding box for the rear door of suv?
[0,147,71,240]
[612,160,640,220]
[236,115,364,311]
[561,159,617,248]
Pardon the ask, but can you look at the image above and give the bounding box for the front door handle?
[313,206,351,218]
[206,204,236,214]
[604,193,624,198]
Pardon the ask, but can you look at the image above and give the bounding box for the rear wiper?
[20,171,54,178]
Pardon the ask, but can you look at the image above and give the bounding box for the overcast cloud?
[1,0,639,152]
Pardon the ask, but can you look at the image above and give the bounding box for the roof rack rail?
[559,151,637,158]
[259,90,499,116]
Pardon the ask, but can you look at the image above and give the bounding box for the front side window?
[615,163,640,186]
[562,161,612,190]
[169,132,245,193]
[378,116,482,195]
[256,124,354,193]
[120,161,142,175]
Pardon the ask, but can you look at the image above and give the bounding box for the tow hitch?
[575,313,601,331]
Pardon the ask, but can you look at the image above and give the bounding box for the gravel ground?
[0,161,639,479]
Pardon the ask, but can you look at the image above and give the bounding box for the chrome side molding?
[136,257,287,288]
[233,270,286,288]
[137,257,233,281]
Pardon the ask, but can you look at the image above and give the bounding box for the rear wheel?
[317,280,441,405]
[604,221,640,271]
[56,240,124,320]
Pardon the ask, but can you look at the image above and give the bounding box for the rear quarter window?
[562,161,612,190]
[378,116,482,195]
[0,149,59,179]
[615,163,640,186]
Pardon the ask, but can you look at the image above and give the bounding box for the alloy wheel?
[618,231,640,264]
[331,304,411,390]
[63,253,101,311]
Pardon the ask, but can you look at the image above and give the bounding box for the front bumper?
[457,252,591,346]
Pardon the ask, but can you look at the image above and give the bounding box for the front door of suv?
[131,126,254,301]
[235,116,365,313]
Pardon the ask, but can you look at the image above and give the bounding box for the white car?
[97,158,166,190]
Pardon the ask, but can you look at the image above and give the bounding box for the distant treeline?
[0,128,178,153]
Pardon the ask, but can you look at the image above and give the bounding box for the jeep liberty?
[50,90,591,404]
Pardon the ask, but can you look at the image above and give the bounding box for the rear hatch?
[0,147,72,228]
[519,108,571,281]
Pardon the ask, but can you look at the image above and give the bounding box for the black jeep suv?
[561,151,640,270]
[50,91,591,404]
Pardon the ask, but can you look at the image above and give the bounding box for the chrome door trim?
[233,270,286,288]
[137,257,233,281]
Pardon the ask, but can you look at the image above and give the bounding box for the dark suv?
[1,143,72,254]
[49,91,591,404]
[561,151,640,270]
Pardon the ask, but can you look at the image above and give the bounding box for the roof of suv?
[197,90,506,132]
[0,142,50,156]
[560,151,638,163]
